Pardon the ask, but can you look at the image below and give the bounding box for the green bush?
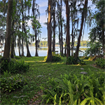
[0,74,27,93]
[15,56,21,59]
[95,58,105,69]
[40,73,104,105]
[44,52,61,62]
[66,56,86,65]
[66,56,85,65]
[0,59,29,74]
[79,59,86,65]
[83,56,89,59]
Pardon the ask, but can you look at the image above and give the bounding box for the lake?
[14,46,86,56]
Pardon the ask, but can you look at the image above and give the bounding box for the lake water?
[14,46,86,57]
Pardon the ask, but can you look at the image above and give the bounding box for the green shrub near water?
[40,72,105,105]
[44,52,61,62]
[0,73,27,93]
[66,56,86,65]
[95,58,105,69]
[0,59,29,74]
[15,56,21,59]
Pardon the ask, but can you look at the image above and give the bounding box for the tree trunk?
[60,0,63,56]
[47,0,52,62]
[21,37,24,56]
[11,35,15,58]
[71,24,74,56]
[18,37,21,56]
[22,0,24,56]
[66,0,70,58]
[11,20,15,58]
[26,43,31,57]
[75,0,88,58]
[35,36,38,56]
[3,0,13,59]
[102,29,105,58]
[53,8,55,52]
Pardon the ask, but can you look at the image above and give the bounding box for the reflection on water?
[15,46,85,57]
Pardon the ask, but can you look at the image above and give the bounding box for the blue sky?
[28,0,96,42]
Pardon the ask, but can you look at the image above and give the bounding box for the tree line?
[0,0,104,61]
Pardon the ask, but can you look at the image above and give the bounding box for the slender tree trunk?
[18,37,21,56]
[3,0,13,59]
[66,0,70,57]
[71,25,74,56]
[47,0,52,62]
[61,0,63,56]
[11,20,15,58]
[75,0,88,58]
[35,35,38,56]
[26,43,31,57]
[22,37,24,56]
[102,29,105,58]
[53,8,55,52]
[22,0,24,56]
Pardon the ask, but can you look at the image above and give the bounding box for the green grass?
[1,56,105,105]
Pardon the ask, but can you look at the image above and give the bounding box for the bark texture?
[47,0,52,62]
[66,0,70,57]
[4,0,13,59]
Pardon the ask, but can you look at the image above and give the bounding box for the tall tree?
[3,0,13,59]
[75,0,88,58]
[65,0,70,57]
[52,0,56,52]
[32,0,40,56]
[46,0,52,62]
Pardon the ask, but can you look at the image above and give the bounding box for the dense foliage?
[0,74,27,93]
[44,52,61,62]
[95,58,105,69]
[40,72,105,105]
[66,56,86,65]
[0,59,29,74]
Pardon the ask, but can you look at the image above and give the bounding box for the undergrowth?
[40,70,105,105]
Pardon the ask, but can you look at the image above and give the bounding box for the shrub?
[0,74,27,93]
[95,58,105,69]
[44,52,61,62]
[88,56,97,61]
[66,56,86,65]
[83,56,89,59]
[79,59,86,65]
[40,73,104,105]
[15,56,21,59]
[0,59,29,74]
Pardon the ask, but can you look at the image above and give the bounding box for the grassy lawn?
[1,56,105,105]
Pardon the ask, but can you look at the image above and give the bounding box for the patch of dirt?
[27,90,44,105]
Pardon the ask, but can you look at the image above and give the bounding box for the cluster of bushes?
[88,56,98,61]
[15,56,22,59]
[95,58,105,69]
[44,52,61,62]
[40,73,105,105]
[82,56,89,59]
[66,56,86,65]
[0,73,27,93]
[0,59,29,74]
